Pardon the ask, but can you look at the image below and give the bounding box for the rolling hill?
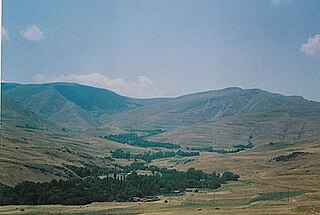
[1,82,320,213]
[2,82,320,147]
[109,87,320,128]
[1,94,57,130]
[2,83,169,130]
[107,87,320,147]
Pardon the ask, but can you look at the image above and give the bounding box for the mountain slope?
[2,83,169,130]
[1,93,57,130]
[2,82,320,146]
[109,87,320,128]
[108,88,320,147]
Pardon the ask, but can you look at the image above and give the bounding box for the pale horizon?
[2,80,318,102]
[2,0,320,100]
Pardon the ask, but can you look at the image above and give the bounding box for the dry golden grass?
[0,125,319,214]
[0,125,150,186]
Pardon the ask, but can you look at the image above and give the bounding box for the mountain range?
[2,82,320,148]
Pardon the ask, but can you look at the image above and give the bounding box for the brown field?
[0,125,150,186]
[0,128,319,214]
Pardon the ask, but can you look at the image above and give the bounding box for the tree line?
[104,133,180,149]
[0,167,239,205]
[111,149,199,162]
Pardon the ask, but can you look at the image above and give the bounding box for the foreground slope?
[0,124,149,186]
[1,137,319,214]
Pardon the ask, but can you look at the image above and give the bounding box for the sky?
[2,0,320,100]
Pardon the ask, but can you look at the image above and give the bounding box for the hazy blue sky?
[2,0,320,100]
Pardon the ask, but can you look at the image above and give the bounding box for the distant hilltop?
[2,82,320,147]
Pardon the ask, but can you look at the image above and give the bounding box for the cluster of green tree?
[187,146,215,152]
[122,162,148,172]
[187,146,245,154]
[104,133,180,149]
[233,135,255,149]
[233,142,254,149]
[64,164,110,178]
[0,177,125,205]
[65,162,153,177]
[0,167,239,205]
[111,149,199,162]
[214,148,246,154]
[272,151,309,163]
[126,129,165,137]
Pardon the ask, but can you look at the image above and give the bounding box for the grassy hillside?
[108,88,320,147]
[1,82,320,214]
[1,136,319,214]
[3,82,320,145]
[2,83,168,130]
[150,111,320,148]
[1,94,57,130]
[109,87,320,129]
[0,124,150,186]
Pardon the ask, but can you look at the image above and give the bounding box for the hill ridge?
[2,82,320,145]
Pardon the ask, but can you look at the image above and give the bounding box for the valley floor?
[0,136,319,214]
[0,123,320,215]
[0,181,318,214]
